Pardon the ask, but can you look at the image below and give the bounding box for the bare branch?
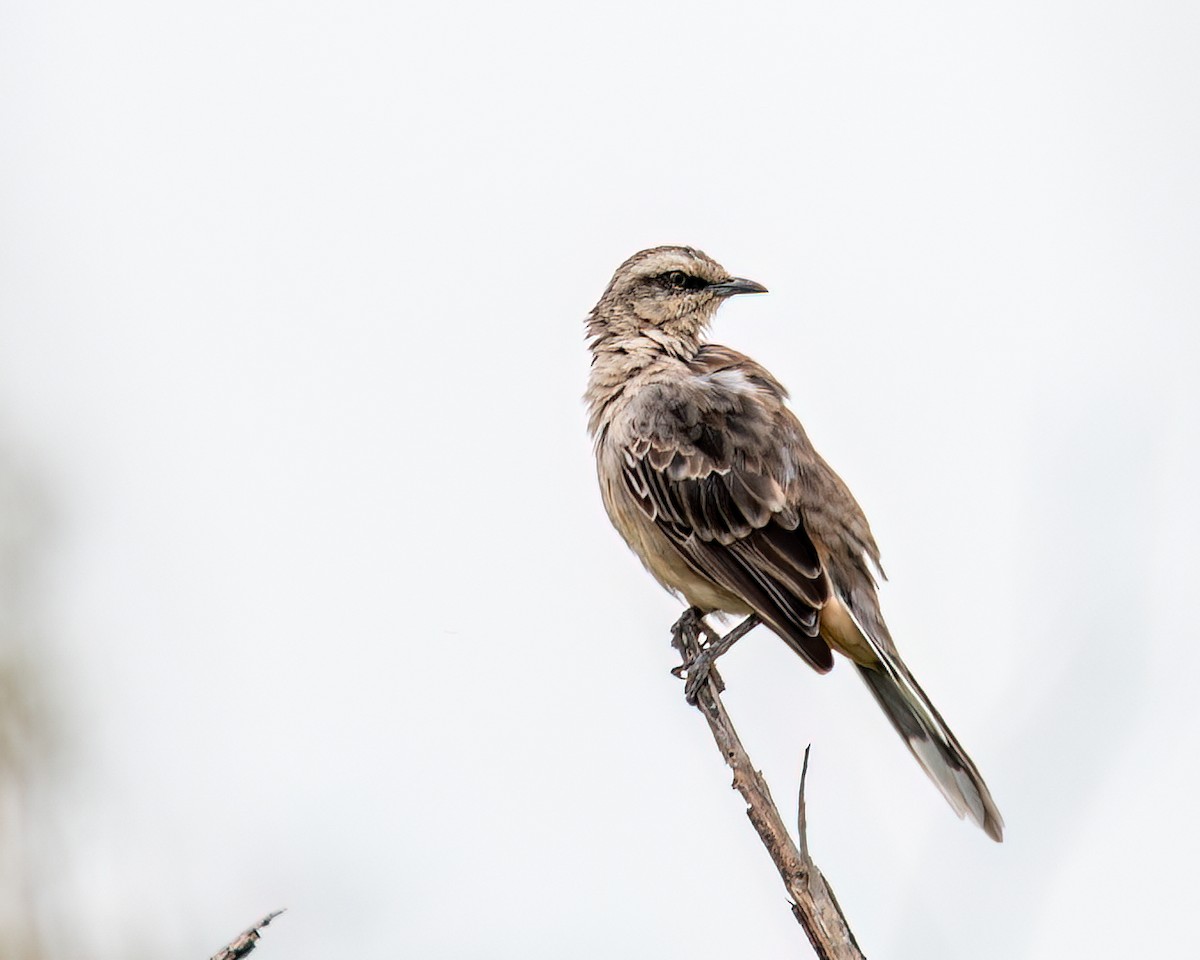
[208,910,285,960]
[672,615,866,960]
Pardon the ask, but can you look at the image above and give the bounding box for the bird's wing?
[617,351,835,671]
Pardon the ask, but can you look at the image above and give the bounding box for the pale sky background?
[1,1,1198,957]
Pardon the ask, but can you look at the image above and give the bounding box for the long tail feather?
[856,656,1004,842]
[828,595,1004,841]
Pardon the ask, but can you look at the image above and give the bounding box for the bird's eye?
[660,270,708,292]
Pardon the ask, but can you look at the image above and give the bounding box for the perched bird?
[585,245,1003,841]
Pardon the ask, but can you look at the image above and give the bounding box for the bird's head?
[586,246,767,355]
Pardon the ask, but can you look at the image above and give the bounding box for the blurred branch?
[208,910,285,960]
[671,614,865,960]
[0,446,56,960]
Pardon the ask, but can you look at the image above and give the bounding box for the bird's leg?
[671,606,721,651]
[670,606,706,664]
[671,610,762,704]
[682,614,762,702]
[671,608,719,701]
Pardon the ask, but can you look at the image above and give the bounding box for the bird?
[584,245,1004,842]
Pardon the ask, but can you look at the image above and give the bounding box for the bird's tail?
[855,654,1004,842]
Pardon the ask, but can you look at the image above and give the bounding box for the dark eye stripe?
[659,270,709,292]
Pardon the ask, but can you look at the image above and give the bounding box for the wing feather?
[616,348,835,670]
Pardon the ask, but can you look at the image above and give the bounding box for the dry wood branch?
[208,910,285,960]
[672,615,865,960]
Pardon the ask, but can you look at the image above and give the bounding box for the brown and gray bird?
[585,245,1003,841]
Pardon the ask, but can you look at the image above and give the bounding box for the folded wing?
[616,352,835,671]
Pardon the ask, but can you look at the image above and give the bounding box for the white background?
[2,2,1197,957]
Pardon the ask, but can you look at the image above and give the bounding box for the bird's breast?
[595,441,750,614]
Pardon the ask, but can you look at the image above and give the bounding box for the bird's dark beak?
[710,277,769,298]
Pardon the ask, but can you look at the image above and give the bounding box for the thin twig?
[672,614,865,960]
[798,744,812,862]
[208,909,285,960]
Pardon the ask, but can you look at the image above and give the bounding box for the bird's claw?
[681,646,723,703]
[670,610,761,703]
[670,607,726,703]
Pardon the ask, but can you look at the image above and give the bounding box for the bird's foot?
[670,607,715,702]
[670,607,715,653]
[671,610,761,704]
[680,644,724,703]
